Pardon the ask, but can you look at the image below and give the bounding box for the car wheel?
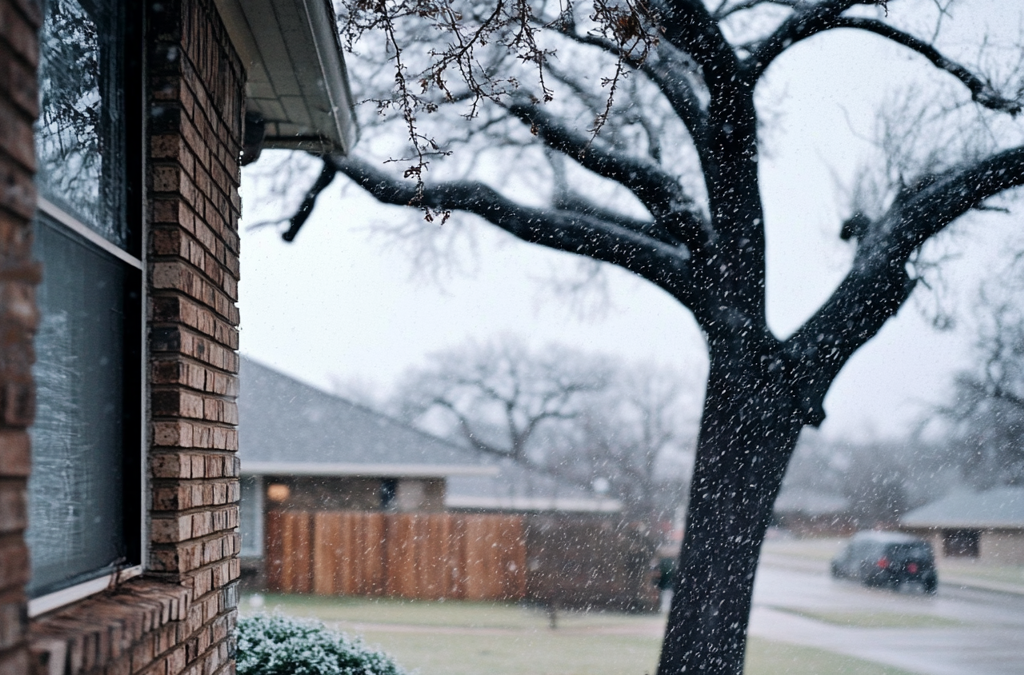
[924,579,937,594]
[830,562,842,579]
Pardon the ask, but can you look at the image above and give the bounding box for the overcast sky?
[237,0,1023,444]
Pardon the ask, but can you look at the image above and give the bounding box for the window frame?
[27,0,147,618]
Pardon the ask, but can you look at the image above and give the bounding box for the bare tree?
[936,293,1024,487]
[781,433,954,527]
[397,339,698,516]
[396,336,610,466]
[254,1,1024,672]
[546,363,698,520]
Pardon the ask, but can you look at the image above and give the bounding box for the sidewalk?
[938,571,1024,596]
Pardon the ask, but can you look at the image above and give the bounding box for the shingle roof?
[238,357,493,475]
[237,357,620,512]
[900,486,1024,529]
[773,488,850,516]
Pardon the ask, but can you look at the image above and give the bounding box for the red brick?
[0,539,28,587]
[0,482,25,534]
[0,431,28,477]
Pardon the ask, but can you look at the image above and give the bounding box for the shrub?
[235,614,408,675]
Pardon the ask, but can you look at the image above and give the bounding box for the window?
[25,0,143,615]
[239,476,265,558]
[943,529,980,558]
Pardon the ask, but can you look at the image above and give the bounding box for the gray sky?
[237,0,1023,443]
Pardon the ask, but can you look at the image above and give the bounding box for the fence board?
[313,512,342,594]
[364,513,386,595]
[288,512,313,593]
[265,510,284,591]
[271,510,526,601]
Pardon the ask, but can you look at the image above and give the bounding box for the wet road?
[749,557,1024,674]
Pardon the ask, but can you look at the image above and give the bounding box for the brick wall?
[16,1,245,674]
[0,0,42,673]
[143,0,244,672]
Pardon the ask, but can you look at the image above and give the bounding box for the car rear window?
[886,543,931,561]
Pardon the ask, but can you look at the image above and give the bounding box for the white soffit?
[215,0,358,154]
[241,461,502,478]
[445,496,624,513]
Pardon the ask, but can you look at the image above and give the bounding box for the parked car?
[830,531,938,593]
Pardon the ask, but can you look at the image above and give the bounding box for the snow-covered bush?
[235,614,407,675]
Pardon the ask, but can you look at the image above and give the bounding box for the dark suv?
[830,531,938,593]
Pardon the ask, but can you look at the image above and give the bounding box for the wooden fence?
[265,511,527,600]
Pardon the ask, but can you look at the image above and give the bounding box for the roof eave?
[241,461,501,478]
[445,495,624,513]
[214,0,359,156]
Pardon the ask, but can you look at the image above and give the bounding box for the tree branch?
[557,30,710,149]
[884,145,1024,257]
[281,161,338,242]
[714,0,801,20]
[785,145,1024,425]
[553,190,707,251]
[743,0,878,82]
[433,397,517,459]
[829,17,1022,115]
[654,0,740,97]
[330,156,703,308]
[745,4,1024,118]
[506,100,697,221]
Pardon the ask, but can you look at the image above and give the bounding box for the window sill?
[29,566,144,618]
[29,578,192,675]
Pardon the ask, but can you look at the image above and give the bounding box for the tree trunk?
[657,351,805,675]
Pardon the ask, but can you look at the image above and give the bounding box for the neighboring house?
[0,2,355,675]
[901,487,1024,564]
[772,487,853,536]
[237,356,619,549]
[235,358,656,610]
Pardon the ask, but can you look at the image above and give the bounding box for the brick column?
[0,0,41,673]
[146,1,244,673]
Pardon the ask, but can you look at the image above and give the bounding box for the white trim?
[27,566,143,618]
[300,0,357,153]
[445,495,623,513]
[240,461,500,477]
[36,197,143,270]
[240,475,264,558]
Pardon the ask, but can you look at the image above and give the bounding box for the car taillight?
[908,562,918,574]
[876,557,889,569]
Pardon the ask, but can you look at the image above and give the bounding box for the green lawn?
[241,594,916,675]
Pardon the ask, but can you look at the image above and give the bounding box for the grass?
[770,607,962,629]
[241,594,917,675]
[243,593,661,629]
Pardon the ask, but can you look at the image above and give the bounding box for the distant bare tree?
[547,363,699,520]
[782,431,958,525]
[396,339,699,515]
[396,336,610,466]
[936,293,1024,487]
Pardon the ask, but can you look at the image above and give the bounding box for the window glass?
[887,543,932,562]
[26,0,138,602]
[34,0,126,249]
[26,217,130,598]
[240,476,264,557]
